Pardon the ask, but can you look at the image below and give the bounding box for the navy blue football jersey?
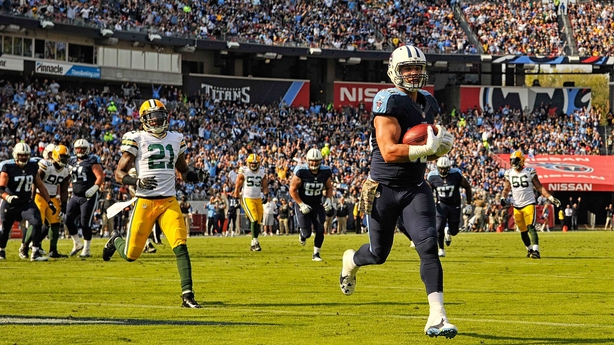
[0,159,39,203]
[68,155,101,197]
[293,164,332,206]
[427,167,464,205]
[370,88,439,188]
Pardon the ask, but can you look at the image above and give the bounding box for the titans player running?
[0,142,56,261]
[427,156,473,257]
[289,148,333,262]
[103,99,206,308]
[66,139,105,257]
[339,45,457,338]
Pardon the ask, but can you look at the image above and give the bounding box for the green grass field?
[1,231,613,345]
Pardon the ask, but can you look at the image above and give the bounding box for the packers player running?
[103,99,206,308]
[36,144,70,258]
[501,150,560,259]
[233,153,268,251]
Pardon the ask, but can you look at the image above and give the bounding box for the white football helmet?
[306,148,322,173]
[12,142,31,168]
[43,143,56,160]
[437,156,452,178]
[387,45,428,92]
[73,139,90,158]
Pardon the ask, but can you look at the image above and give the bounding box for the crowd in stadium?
[0,76,610,234]
[2,0,613,56]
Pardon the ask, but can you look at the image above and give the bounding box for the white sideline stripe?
[1,300,612,329]
[0,317,123,324]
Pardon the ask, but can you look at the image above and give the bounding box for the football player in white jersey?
[233,153,268,251]
[36,144,70,258]
[501,151,560,259]
[103,99,207,308]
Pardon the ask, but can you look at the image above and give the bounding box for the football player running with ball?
[289,148,333,262]
[339,45,457,338]
[103,99,207,308]
[501,150,560,259]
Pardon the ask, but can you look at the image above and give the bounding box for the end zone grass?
[1,231,613,344]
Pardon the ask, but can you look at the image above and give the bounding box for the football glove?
[48,201,57,215]
[323,198,333,212]
[465,204,473,214]
[137,177,158,190]
[85,185,100,198]
[4,195,19,204]
[434,126,454,157]
[198,168,209,182]
[299,202,312,214]
[408,126,442,161]
[548,195,561,207]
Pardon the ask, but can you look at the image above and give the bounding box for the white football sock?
[427,291,446,319]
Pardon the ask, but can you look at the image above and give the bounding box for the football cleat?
[425,317,458,338]
[530,250,541,259]
[312,253,323,262]
[30,244,48,256]
[19,245,28,260]
[181,292,202,308]
[526,249,534,258]
[339,249,359,296]
[79,250,91,258]
[0,249,5,260]
[103,232,121,261]
[69,243,84,257]
[144,243,157,254]
[49,251,68,258]
[444,228,452,246]
[438,249,446,257]
[299,234,306,246]
[30,248,49,262]
[254,242,262,251]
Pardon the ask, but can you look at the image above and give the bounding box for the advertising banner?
[35,61,101,79]
[496,155,614,192]
[460,86,591,115]
[0,56,24,71]
[184,74,310,107]
[334,81,434,109]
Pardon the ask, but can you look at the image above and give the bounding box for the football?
[402,124,438,145]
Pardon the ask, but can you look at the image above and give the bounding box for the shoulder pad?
[38,159,51,170]
[293,163,309,174]
[372,89,395,113]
